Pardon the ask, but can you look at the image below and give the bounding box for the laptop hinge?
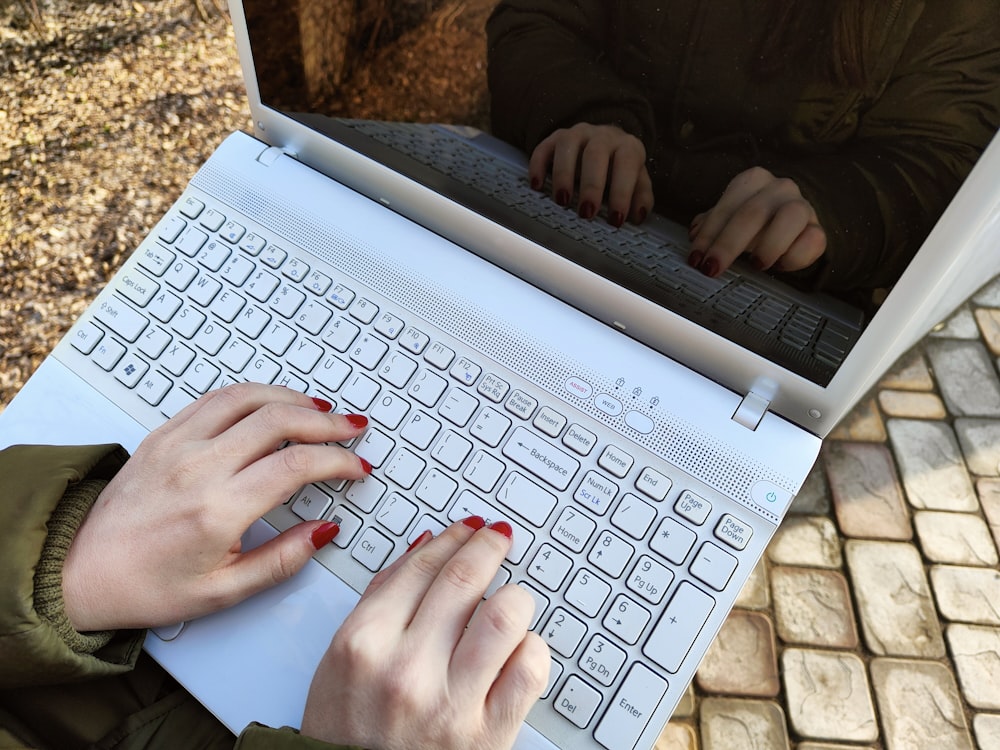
[256,145,297,166]
[732,390,771,431]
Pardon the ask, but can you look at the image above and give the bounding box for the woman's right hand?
[301,516,550,750]
[529,123,654,228]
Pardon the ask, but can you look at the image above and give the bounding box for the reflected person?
[486,0,1000,302]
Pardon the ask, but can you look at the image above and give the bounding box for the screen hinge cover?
[256,145,297,166]
[732,390,771,431]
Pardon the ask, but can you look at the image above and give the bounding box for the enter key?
[594,663,668,750]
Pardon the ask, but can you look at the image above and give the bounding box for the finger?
[406,521,513,654]
[528,137,556,192]
[628,166,654,225]
[747,199,816,270]
[576,140,612,220]
[772,223,827,272]
[484,632,551,732]
[603,146,645,227]
[690,167,775,256]
[362,529,434,600]
[550,133,584,208]
[450,583,538,698]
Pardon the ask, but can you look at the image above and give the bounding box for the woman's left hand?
[688,167,827,278]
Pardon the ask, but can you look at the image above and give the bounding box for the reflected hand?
[62,383,371,631]
[301,517,550,750]
[688,167,826,277]
[529,123,654,227]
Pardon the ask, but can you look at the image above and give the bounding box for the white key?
[220,255,255,286]
[650,517,697,564]
[164,260,197,291]
[408,369,448,407]
[113,354,148,388]
[294,299,333,336]
[196,240,231,272]
[501,427,580,492]
[715,514,753,550]
[211,289,246,323]
[542,607,588,657]
[603,594,651,645]
[246,354,281,384]
[477,373,510,403]
[218,339,255,374]
[286,339,323,374]
[137,327,171,359]
[159,386,196,418]
[184,359,221,393]
[675,489,712,524]
[95,296,148,342]
[118,270,160,307]
[574,471,618,516]
[414,468,457,510]
[234,305,270,338]
[315,355,351,393]
[400,326,429,355]
[260,321,296,356]
[579,634,627,687]
[565,569,612,617]
[345,475,387,513]
[171,304,206,339]
[690,542,738,591]
[562,423,597,456]
[400,410,441,450]
[505,389,537,419]
[496,472,557,527]
[274,370,307,391]
[594,664,668,750]
[376,493,418,535]
[371,392,411,430]
[292,485,333,521]
[326,505,363,549]
[533,406,567,437]
[424,341,455,369]
[627,555,674,605]
[588,531,634,578]
[282,257,309,282]
[554,676,603,729]
[177,226,209,257]
[136,370,172,406]
[239,232,266,256]
[194,320,230,356]
[430,430,472,471]
[463,451,505,493]
[351,527,394,571]
[245,269,280,302]
[305,270,333,296]
[469,407,511,447]
[139,244,175,276]
[260,245,287,269]
[341,372,380,410]
[550,506,596,553]
[326,284,355,310]
[349,333,389,371]
[221,220,245,243]
[71,322,104,354]
[355,429,395,468]
[438,388,479,427]
[449,356,481,386]
[610,494,657,540]
[269,284,306,319]
[642,582,715,673]
[149,290,183,322]
[448,491,533,563]
[322,317,360,352]
[635,467,672,501]
[598,444,635,478]
[188,274,222,306]
[378,351,418,388]
[383,448,425,490]
[160,341,196,376]
[349,297,379,324]
[373,312,405,339]
[406,515,448,545]
[528,543,573,591]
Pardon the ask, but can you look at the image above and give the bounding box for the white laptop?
[1,2,998,749]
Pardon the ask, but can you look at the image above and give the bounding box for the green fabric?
[487,0,1000,297]
[0,445,357,749]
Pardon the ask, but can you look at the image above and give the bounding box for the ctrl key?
[553,675,603,729]
[594,664,668,750]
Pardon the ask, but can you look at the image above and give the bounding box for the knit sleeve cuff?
[34,479,117,655]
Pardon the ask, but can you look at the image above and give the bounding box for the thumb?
[221,521,340,603]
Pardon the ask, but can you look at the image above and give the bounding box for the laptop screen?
[240,0,999,388]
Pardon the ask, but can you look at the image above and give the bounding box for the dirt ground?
[0,0,495,409]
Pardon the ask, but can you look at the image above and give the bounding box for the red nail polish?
[406,529,433,553]
[346,414,368,429]
[701,257,720,278]
[688,250,704,269]
[555,189,570,207]
[311,521,340,549]
[488,521,514,540]
[750,255,766,271]
[638,207,648,223]
[359,456,373,474]
[311,397,333,412]
[530,176,542,191]
[609,210,625,228]
[578,201,596,220]
[462,515,486,531]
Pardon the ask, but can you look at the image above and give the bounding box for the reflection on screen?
[243,0,999,386]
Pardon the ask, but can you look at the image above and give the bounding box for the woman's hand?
[301,516,550,750]
[529,123,654,227]
[688,166,827,277]
[62,383,371,632]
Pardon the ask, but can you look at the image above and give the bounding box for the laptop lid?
[228,0,1000,438]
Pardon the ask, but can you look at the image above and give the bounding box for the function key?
[220,220,246,244]
[400,326,430,355]
[374,312,405,340]
[199,208,226,232]
[283,257,309,282]
[449,356,482,386]
[261,245,288,269]
[674,489,711,525]
[239,232,266,256]
[327,284,356,310]
[424,341,455,369]
[350,297,379,324]
[179,196,205,219]
[305,270,333,297]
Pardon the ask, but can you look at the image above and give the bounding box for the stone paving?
[655,278,1000,750]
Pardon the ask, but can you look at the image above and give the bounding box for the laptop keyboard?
[66,191,760,750]
[342,119,861,380]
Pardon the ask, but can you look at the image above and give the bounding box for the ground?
[0,0,493,408]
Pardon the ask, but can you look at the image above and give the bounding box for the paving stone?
[914,511,999,567]
[878,389,947,419]
[798,745,874,750]
[771,567,858,648]
[696,610,779,697]
[975,308,1000,356]
[781,649,877,742]
[880,349,935,391]
[887,419,978,512]
[767,515,842,568]
[972,713,1000,750]
[929,305,981,339]
[956,418,1000,477]
[824,442,912,540]
[699,698,789,750]
[974,278,1000,307]
[981,478,1000,550]
[845,540,945,657]
[925,339,1000,417]
[829,397,887,442]
[654,721,698,750]
[946,624,1000,710]
[734,557,770,610]
[672,683,696,719]
[788,461,832,515]
[930,565,1000,625]
[870,658,973,750]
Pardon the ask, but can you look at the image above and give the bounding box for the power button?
[750,481,793,514]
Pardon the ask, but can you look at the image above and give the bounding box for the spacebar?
[594,664,668,750]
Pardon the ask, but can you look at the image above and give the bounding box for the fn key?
[594,663,668,749]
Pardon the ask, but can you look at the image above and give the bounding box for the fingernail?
[701,257,720,278]
[578,201,596,220]
[359,456,373,474]
[311,397,333,412]
[555,189,570,207]
[345,414,368,429]
[530,176,542,191]
[688,250,704,269]
[488,520,513,540]
[406,529,433,553]
[609,210,625,228]
[750,255,766,271]
[462,515,486,531]
[311,521,340,549]
[637,207,648,223]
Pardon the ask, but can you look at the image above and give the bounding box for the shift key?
[95,295,149,342]
[594,664,668,750]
